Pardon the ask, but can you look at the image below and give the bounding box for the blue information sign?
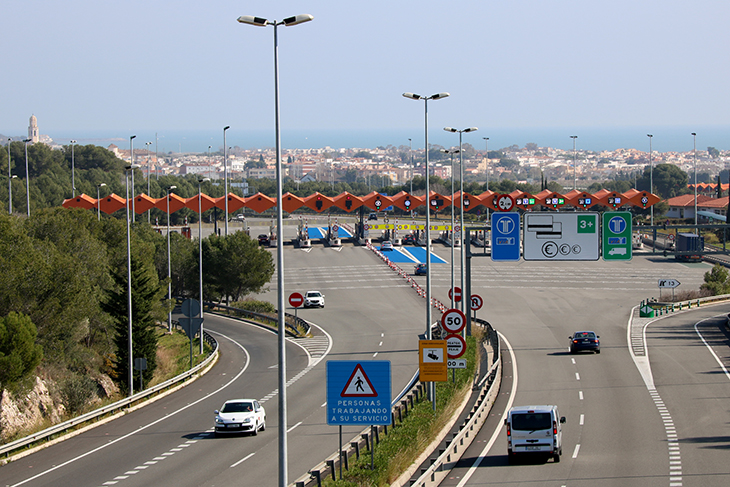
[326,360,391,425]
[491,212,521,261]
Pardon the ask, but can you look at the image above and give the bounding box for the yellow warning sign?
[419,340,447,382]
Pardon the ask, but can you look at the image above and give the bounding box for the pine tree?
[103,255,165,394]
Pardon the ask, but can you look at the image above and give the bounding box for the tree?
[103,254,166,393]
[701,264,730,295]
[651,164,689,199]
[203,232,275,302]
[708,147,720,159]
[717,175,723,199]
[0,312,43,388]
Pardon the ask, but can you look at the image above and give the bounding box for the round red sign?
[289,292,304,308]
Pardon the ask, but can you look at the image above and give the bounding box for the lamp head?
[98,183,107,188]
[402,92,422,100]
[224,125,230,131]
[464,127,478,133]
[125,164,140,170]
[444,127,457,133]
[23,138,31,143]
[198,177,210,183]
[130,135,137,140]
[237,15,269,26]
[429,92,450,100]
[283,14,314,26]
[647,134,653,138]
[691,132,696,136]
[70,140,77,144]
[169,185,177,191]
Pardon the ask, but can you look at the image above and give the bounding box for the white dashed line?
[579,391,583,400]
[579,414,584,425]
[287,421,302,433]
[231,452,256,468]
[572,444,580,458]
[575,372,580,381]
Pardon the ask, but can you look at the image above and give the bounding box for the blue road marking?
[307,227,354,239]
[400,246,447,264]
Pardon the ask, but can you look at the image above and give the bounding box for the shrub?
[233,299,276,314]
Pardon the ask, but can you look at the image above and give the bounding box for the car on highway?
[304,290,325,308]
[214,399,265,436]
[258,234,269,246]
[402,234,417,245]
[414,263,427,276]
[505,405,565,463]
[368,212,378,220]
[381,241,394,251]
[569,331,600,353]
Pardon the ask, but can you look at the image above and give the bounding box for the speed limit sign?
[470,294,483,311]
[441,308,466,334]
[496,194,515,212]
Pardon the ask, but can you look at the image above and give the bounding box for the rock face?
[0,377,65,442]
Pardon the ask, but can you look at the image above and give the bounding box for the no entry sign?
[448,287,462,303]
[289,292,304,308]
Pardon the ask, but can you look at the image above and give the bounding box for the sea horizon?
[9,125,730,155]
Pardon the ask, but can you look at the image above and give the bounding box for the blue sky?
[3,0,730,151]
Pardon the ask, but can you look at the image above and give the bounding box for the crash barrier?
[209,302,310,337]
[641,292,730,315]
[365,241,448,313]
[0,331,219,463]
[291,319,500,487]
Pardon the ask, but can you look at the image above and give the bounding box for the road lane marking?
[579,391,583,400]
[287,421,302,433]
[9,331,252,487]
[231,452,255,468]
[579,414,584,425]
[572,444,580,458]
[694,317,730,381]
[455,332,518,487]
[571,358,576,364]
[575,372,580,381]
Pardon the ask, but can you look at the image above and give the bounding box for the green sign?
[602,211,632,261]
[577,215,596,234]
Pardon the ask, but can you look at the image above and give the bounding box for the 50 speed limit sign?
[441,308,466,334]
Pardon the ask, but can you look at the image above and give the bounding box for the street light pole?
[409,138,413,196]
[483,137,489,223]
[23,138,31,217]
[198,177,210,354]
[130,135,137,222]
[570,135,578,190]
[70,140,77,197]
[403,91,449,411]
[692,132,697,227]
[167,185,177,333]
[445,127,478,314]
[96,183,107,221]
[237,14,313,487]
[124,164,139,397]
[648,134,653,226]
[7,139,12,214]
[441,148,459,309]
[224,126,230,236]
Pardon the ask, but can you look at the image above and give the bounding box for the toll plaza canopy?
[63,189,660,215]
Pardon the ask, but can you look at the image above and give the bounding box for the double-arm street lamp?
[445,127,478,313]
[440,147,460,309]
[197,177,210,354]
[223,126,230,236]
[692,132,697,227]
[96,183,107,221]
[647,134,653,226]
[237,14,313,485]
[130,135,137,222]
[7,138,12,214]
[403,91,449,411]
[167,185,177,333]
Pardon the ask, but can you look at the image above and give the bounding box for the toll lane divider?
[365,241,447,313]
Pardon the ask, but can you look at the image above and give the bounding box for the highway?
[1,232,726,487]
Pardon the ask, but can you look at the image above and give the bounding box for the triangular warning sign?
[340,364,378,397]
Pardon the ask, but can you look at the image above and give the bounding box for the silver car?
[214,399,265,436]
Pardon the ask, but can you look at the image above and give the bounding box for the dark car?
[414,263,427,276]
[258,234,270,246]
[569,331,600,354]
[403,234,416,245]
[368,212,378,221]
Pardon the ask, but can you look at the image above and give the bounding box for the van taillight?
[553,420,557,435]
[506,424,511,436]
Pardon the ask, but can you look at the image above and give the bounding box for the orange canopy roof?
[62,193,96,210]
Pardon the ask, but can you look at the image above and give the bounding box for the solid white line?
[455,332,518,487]
[572,444,580,458]
[695,318,730,381]
[230,452,255,468]
[9,331,252,487]
[287,421,302,433]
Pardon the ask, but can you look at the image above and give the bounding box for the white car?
[214,399,265,436]
[304,290,325,308]
[381,240,394,251]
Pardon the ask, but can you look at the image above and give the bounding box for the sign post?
[658,278,680,301]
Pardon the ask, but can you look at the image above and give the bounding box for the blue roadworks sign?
[491,212,521,262]
[326,361,392,425]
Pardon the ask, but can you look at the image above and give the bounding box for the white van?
[504,405,565,462]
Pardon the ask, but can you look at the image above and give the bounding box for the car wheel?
[260,420,266,432]
[553,452,561,463]
[252,422,258,436]
[596,349,601,354]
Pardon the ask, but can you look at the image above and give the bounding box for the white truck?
[505,405,565,463]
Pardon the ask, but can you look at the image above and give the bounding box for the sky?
[3,0,730,152]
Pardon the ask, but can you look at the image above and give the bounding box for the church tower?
[28,115,39,143]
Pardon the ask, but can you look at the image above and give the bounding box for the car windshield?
[221,401,253,413]
[307,292,321,298]
[511,412,552,431]
[575,332,596,339]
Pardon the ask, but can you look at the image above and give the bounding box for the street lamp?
[197,177,210,355]
[445,127,478,314]
[408,138,413,196]
[166,185,177,333]
[441,148,460,309]
[570,135,578,190]
[648,134,653,226]
[403,91,449,411]
[23,138,31,217]
[692,132,697,226]
[70,140,77,197]
[7,138,12,214]
[96,183,107,221]
[130,135,137,222]
[124,163,139,396]
[224,126,230,236]
[238,13,313,486]
[483,137,489,223]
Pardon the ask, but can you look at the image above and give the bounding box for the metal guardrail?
[0,331,219,461]
[209,303,310,336]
